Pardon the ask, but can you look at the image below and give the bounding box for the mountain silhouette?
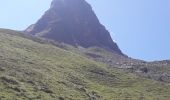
[25,0,123,55]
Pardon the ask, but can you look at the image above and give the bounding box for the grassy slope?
[0,29,170,100]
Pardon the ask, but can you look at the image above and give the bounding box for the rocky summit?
[25,0,123,55]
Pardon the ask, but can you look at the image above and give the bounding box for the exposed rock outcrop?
[25,0,123,55]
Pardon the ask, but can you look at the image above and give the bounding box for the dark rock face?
[25,0,123,55]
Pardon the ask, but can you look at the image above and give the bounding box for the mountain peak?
[25,0,123,55]
[51,0,86,7]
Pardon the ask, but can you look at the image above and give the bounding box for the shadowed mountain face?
[25,0,123,55]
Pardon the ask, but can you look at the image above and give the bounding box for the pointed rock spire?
[25,0,123,55]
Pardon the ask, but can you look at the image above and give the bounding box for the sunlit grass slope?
[0,29,170,100]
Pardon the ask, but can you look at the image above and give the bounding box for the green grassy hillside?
[0,29,170,100]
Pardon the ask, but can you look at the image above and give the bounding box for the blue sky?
[0,0,170,61]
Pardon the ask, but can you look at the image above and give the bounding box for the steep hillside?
[0,29,170,100]
[76,46,170,83]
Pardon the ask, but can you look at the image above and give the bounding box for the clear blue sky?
[0,0,170,61]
